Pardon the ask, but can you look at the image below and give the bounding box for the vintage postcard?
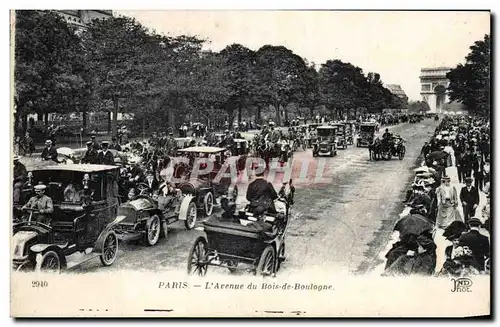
[10,9,491,317]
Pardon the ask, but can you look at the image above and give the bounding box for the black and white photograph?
[9,8,491,317]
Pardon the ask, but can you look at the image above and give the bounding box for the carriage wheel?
[255,246,276,276]
[187,237,208,276]
[100,231,118,266]
[145,215,161,246]
[232,186,239,200]
[277,242,286,271]
[35,250,61,273]
[184,201,198,230]
[204,192,214,216]
[399,146,406,160]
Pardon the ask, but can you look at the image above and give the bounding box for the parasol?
[414,166,430,173]
[57,147,74,157]
[394,214,434,237]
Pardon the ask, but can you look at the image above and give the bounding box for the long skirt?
[436,201,462,228]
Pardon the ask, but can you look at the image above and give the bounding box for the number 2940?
[31,281,48,288]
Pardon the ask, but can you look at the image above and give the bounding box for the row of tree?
[446,34,490,116]
[14,11,407,137]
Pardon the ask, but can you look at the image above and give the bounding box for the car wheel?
[255,246,276,276]
[204,192,214,216]
[184,201,198,230]
[35,250,61,273]
[145,215,161,246]
[100,231,118,266]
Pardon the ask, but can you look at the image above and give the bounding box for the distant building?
[385,84,408,103]
[56,10,113,33]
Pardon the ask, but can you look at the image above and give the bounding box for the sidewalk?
[370,159,489,276]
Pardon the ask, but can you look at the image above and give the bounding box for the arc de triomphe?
[420,67,451,113]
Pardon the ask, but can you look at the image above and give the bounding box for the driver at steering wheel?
[21,184,53,225]
[246,168,278,214]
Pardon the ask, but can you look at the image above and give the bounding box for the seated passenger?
[246,168,278,213]
[247,206,276,235]
[64,183,82,203]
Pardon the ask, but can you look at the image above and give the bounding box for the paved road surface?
[33,119,438,275]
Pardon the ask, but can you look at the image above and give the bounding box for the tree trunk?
[227,109,235,130]
[112,96,119,138]
[275,103,281,126]
[44,113,49,125]
[22,114,28,134]
[237,104,242,125]
[82,111,88,132]
[256,106,262,125]
[37,112,43,122]
[107,111,112,134]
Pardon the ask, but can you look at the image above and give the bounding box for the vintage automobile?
[175,146,238,216]
[356,123,377,147]
[331,123,347,149]
[111,192,196,246]
[343,122,355,145]
[12,164,120,273]
[187,180,294,276]
[312,126,338,157]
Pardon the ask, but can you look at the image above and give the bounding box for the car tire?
[145,215,161,246]
[184,201,198,230]
[100,230,118,266]
[204,192,214,216]
[35,250,61,273]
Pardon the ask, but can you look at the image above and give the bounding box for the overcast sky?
[116,10,490,101]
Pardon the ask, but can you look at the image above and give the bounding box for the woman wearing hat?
[435,176,461,228]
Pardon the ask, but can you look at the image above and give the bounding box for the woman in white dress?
[436,176,462,228]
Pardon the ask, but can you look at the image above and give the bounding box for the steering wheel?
[136,183,150,195]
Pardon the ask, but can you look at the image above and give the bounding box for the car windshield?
[360,126,375,132]
[317,128,335,137]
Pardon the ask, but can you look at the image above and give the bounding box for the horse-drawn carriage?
[187,180,294,276]
[312,125,338,157]
[12,164,120,272]
[370,136,406,161]
[356,123,377,147]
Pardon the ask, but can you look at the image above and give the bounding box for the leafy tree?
[255,45,308,125]
[14,10,88,134]
[446,34,490,115]
[318,60,366,119]
[218,44,258,125]
[81,16,151,137]
[407,100,431,113]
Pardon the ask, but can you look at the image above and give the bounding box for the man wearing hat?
[145,170,160,193]
[41,140,58,162]
[109,137,122,151]
[21,184,53,225]
[13,155,27,204]
[458,218,490,271]
[81,141,99,164]
[98,141,115,165]
[460,177,480,224]
[246,165,278,214]
[90,134,100,151]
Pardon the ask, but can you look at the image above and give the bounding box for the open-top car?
[312,126,338,157]
[176,146,238,216]
[12,164,120,273]
[111,191,197,246]
[343,122,355,145]
[356,123,377,147]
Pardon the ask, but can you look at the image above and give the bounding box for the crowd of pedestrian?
[384,114,490,277]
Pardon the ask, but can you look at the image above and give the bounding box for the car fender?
[178,195,195,221]
[108,215,128,229]
[30,244,67,268]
